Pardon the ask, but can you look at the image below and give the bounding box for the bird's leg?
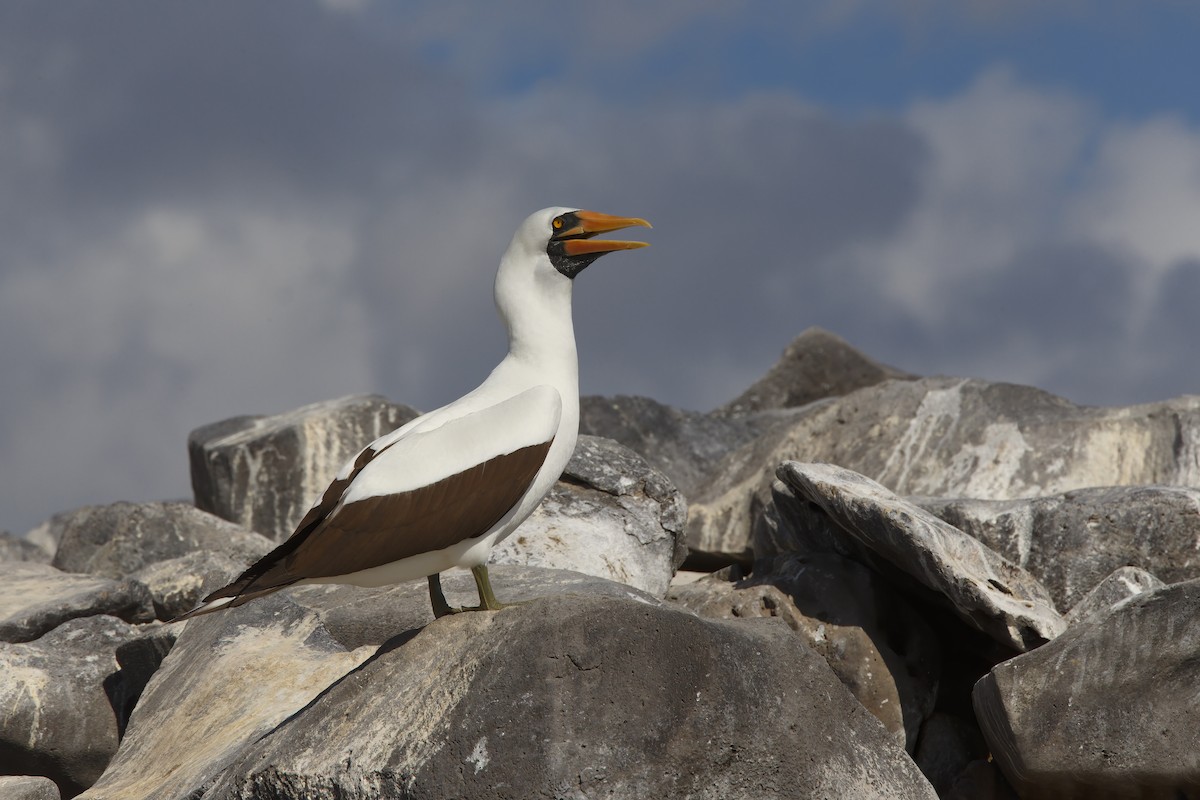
[469,564,510,611]
[428,573,458,618]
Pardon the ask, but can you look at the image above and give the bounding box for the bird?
[177,207,651,621]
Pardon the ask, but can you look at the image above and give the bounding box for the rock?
[0,531,51,564]
[21,517,67,563]
[1064,566,1165,626]
[718,327,916,416]
[85,566,935,800]
[670,552,940,752]
[0,776,61,800]
[491,435,687,597]
[688,376,1200,562]
[0,563,155,643]
[777,463,1065,652]
[579,394,787,497]
[0,616,149,796]
[912,712,988,797]
[188,394,419,541]
[129,550,253,621]
[974,578,1200,798]
[49,501,273,581]
[918,485,1200,611]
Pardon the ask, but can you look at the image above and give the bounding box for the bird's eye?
[553,218,563,229]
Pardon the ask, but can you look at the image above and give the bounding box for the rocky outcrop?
[0,616,159,797]
[0,776,61,800]
[0,563,154,643]
[1063,566,1163,626]
[918,486,1200,610]
[689,376,1200,562]
[776,462,1065,652]
[0,532,51,564]
[492,435,687,597]
[974,578,1200,797]
[84,568,935,800]
[49,501,273,581]
[188,394,419,541]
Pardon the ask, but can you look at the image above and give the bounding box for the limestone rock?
[1064,566,1164,626]
[0,531,51,564]
[688,376,1200,561]
[670,552,940,752]
[50,501,272,581]
[0,563,154,643]
[0,776,61,800]
[777,462,1065,651]
[84,566,935,800]
[974,578,1200,798]
[718,327,916,416]
[0,616,149,796]
[919,485,1200,610]
[129,550,250,621]
[579,394,788,497]
[188,394,419,541]
[492,435,687,597]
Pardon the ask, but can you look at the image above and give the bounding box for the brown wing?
[202,440,552,605]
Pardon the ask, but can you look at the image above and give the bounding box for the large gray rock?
[718,327,916,416]
[974,578,1200,798]
[0,563,154,643]
[50,502,273,581]
[0,616,151,797]
[129,551,252,621]
[188,394,419,541]
[777,463,1065,652]
[688,376,1200,561]
[85,567,936,800]
[670,552,940,752]
[0,776,61,800]
[0,531,51,564]
[1064,566,1164,627]
[492,435,687,597]
[918,485,1200,610]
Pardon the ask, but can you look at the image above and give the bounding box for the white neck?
[493,249,579,375]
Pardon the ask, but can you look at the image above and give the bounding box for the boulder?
[974,578,1200,798]
[0,531,51,564]
[0,563,154,643]
[0,616,151,797]
[492,435,687,597]
[670,552,940,752]
[129,551,251,621]
[84,566,936,800]
[777,463,1065,652]
[688,376,1200,561]
[1064,566,1164,626]
[0,776,61,800]
[49,501,272,581]
[918,485,1200,610]
[188,394,419,541]
[718,327,916,416]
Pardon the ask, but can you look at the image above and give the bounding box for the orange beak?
[553,210,652,256]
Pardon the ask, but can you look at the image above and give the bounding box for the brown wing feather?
[202,440,552,604]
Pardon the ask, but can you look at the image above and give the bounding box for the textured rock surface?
[688,376,1200,560]
[718,327,916,415]
[129,551,251,621]
[1064,566,1164,626]
[0,563,154,643]
[778,463,1065,651]
[974,578,1200,798]
[85,567,935,800]
[0,616,149,796]
[0,776,61,800]
[0,531,52,564]
[492,435,687,597]
[919,485,1200,610]
[50,501,272,581]
[670,553,940,752]
[188,394,419,541]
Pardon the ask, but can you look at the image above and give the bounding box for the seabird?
[178,208,651,620]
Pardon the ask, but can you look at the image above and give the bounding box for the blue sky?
[3,1,1200,534]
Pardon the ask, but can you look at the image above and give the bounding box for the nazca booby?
[178,208,651,620]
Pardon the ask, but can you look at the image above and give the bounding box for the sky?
[3,1,1200,534]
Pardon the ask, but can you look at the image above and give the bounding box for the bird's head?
[514,207,652,280]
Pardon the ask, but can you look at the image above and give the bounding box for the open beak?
[553,210,652,256]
